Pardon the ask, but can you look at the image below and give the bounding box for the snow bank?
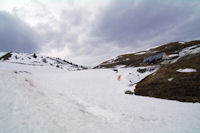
[171,44,200,63]
[134,51,147,55]
[179,44,200,57]
[179,41,186,44]
[177,68,197,73]
[168,54,179,58]
[168,78,174,81]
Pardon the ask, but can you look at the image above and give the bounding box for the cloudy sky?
[0,0,200,66]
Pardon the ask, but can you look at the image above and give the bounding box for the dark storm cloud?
[92,0,200,48]
[0,11,39,52]
[6,0,200,65]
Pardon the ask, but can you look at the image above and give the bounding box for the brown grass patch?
[135,53,200,103]
[95,40,200,68]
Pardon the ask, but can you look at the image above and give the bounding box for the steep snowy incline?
[0,62,200,133]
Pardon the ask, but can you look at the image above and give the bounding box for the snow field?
[0,62,200,133]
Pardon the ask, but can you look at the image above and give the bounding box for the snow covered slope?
[0,52,87,71]
[0,62,200,133]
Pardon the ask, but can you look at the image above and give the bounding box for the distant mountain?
[0,52,88,71]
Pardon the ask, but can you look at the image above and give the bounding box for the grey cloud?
[92,0,200,48]
[7,0,200,66]
[34,8,86,48]
[60,8,87,26]
[0,11,39,52]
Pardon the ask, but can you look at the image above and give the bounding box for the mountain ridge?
[0,52,88,71]
[95,40,200,68]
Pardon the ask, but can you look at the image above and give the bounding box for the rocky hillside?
[95,40,200,68]
[96,40,200,103]
[0,52,87,71]
[135,44,200,102]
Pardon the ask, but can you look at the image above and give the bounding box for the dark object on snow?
[33,53,37,58]
[143,52,168,64]
[14,70,31,74]
[125,90,134,95]
[56,64,60,68]
[42,58,47,63]
[113,69,118,73]
[137,68,147,73]
[137,67,156,73]
[0,52,12,60]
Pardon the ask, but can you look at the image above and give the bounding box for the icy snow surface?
[168,78,174,81]
[168,54,179,58]
[0,62,200,133]
[177,68,197,73]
